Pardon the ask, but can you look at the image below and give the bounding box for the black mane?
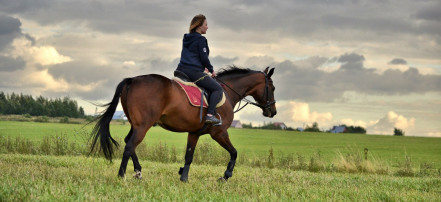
[216,65,259,78]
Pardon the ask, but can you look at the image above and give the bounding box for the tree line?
[242,121,367,134]
[0,92,85,118]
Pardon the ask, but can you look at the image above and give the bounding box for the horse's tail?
[90,78,132,161]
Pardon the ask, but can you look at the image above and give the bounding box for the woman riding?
[176,14,223,125]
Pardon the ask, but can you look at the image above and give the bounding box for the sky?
[0,0,440,137]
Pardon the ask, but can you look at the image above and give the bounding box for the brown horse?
[90,66,277,182]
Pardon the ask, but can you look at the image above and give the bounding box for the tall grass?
[2,154,441,201]
[1,133,440,177]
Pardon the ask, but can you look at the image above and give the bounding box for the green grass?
[1,120,441,200]
[1,120,441,168]
[1,154,440,201]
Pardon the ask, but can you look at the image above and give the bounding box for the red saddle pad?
[175,80,208,108]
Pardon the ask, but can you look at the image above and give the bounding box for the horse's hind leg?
[210,131,237,181]
[179,133,200,182]
[123,127,142,178]
[118,125,149,178]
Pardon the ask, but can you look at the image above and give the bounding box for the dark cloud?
[388,58,407,65]
[46,57,178,100]
[415,2,441,22]
[48,61,116,84]
[210,56,238,68]
[0,15,22,50]
[0,55,25,72]
[1,0,440,103]
[47,60,125,100]
[2,0,439,42]
[272,53,441,102]
[0,0,189,37]
[338,53,365,64]
[0,15,26,72]
[337,53,365,71]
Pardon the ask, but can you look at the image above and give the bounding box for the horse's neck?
[223,73,261,106]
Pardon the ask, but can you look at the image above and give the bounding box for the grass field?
[1,120,441,168]
[1,154,440,201]
[1,120,441,200]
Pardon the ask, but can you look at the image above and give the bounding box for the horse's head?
[251,67,277,118]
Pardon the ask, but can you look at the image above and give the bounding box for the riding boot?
[205,115,221,125]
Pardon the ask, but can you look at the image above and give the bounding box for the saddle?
[173,70,226,108]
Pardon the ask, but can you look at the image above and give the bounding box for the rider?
[176,14,223,125]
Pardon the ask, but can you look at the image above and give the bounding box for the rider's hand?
[211,71,216,77]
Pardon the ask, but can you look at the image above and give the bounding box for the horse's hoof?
[180,177,188,183]
[133,170,142,179]
[217,177,228,182]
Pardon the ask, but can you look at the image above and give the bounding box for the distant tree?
[394,128,405,136]
[260,122,279,130]
[0,91,86,118]
[305,122,321,132]
[242,122,253,128]
[344,125,367,134]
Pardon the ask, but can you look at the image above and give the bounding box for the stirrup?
[205,114,222,126]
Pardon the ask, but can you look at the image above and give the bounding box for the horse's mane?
[216,65,259,79]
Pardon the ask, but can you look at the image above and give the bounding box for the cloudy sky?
[1,0,440,136]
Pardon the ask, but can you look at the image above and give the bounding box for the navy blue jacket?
[177,32,213,73]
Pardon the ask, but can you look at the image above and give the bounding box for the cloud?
[0,15,29,72]
[0,55,25,72]
[12,40,72,66]
[367,111,415,135]
[337,53,365,71]
[268,101,332,128]
[0,14,22,50]
[2,0,439,44]
[210,55,238,68]
[272,53,441,102]
[388,58,407,65]
[290,101,332,123]
[415,2,441,22]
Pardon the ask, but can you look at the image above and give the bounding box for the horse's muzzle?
[263,109,277,118]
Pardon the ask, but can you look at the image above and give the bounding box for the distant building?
[297,127,304,132]
[273,122,287,130]
[230,120,243,128]
[112,111,128,120]
[330,126,346,133]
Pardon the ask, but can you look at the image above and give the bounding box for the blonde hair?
[189,14,206,33]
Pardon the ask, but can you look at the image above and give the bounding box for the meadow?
[1,154,440,201]
[1,120,441,200]
[1,120,441,167]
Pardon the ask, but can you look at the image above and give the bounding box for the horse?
[90,66,277,182]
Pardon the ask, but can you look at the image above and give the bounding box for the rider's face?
[198,20,208,34]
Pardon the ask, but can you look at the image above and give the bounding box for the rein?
[215,72,276,113]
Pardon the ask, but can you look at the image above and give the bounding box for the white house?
[112,111,128,120]
[330,126,346,133]
[273,122,287,130]
[230,120,243,128]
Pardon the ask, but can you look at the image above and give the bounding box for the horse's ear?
[264,67,269,73]
[268,67,275,78]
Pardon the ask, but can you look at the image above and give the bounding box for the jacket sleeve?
[198,38,214,73]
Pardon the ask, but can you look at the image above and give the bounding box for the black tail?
[90,78,131,161]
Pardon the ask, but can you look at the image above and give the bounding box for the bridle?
[215,72,276,113]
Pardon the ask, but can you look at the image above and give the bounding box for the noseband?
[216,72,276,113]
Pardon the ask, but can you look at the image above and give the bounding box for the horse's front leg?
[210,131,237,181]
[179,133,200,182]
